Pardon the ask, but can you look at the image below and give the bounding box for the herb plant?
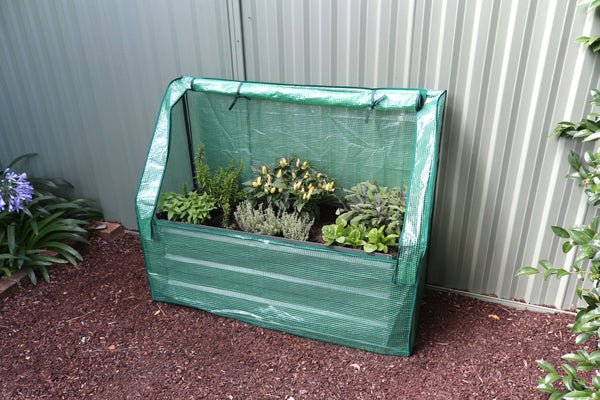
[279,211,314,241]
[321,181,405,254]
[194,144,245,229]
[244,156,336,218]
[234,200,314,241]
[322,217,398,254]
[516,3,600,397]
[337,181,407,236]
[234,201,282,236]
[158,189,216,225]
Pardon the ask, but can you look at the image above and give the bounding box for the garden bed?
[0,233,582,399]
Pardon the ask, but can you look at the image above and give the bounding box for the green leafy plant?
[243,155,336,218]
[516,3,600,396]
[337,181,407,236]
[321,181,405,254]
[194,144,245,228]
[0,153,103,284]
[158,189,216,225]
[234,200,314,240]
[322,217,398,254]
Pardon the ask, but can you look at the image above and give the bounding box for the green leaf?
[556,269,571,279]
[562,363,579,379]
[569,151,582,171]
[363,243,378,253]
[589,350,600,361]
[564,353,586,362]
[576,333,593,345]
[7,152,37,169]
[583,131,600,142]
[564,391,595,398]
[7,223,16,255]
[552,226,571,238]
[26,267,37,285]
[516,267,540,276]
[563,241,574,253]
[537,360,557,373]
[570,230,593,245]
[39,266,50,283]
[575,362,595,371]
[536,382,556,393]
[544,372,562,384]
[549,392,567,400]
[539,259,553,270]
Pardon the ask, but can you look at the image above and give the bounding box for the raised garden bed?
[136,76,446,356]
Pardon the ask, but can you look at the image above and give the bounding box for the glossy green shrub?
[516,3,600,397]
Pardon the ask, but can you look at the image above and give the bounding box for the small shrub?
[243,155,336,218]
[280,211,314,241]
[234,200,281,236]
[234,200,314,240]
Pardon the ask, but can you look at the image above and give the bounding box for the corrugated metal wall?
[0,0,236,228]
[1,0,599,309]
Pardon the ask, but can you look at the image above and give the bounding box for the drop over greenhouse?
[135,76,446,356]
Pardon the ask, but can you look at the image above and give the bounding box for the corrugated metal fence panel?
[2,0,600,309]
[239,0,600,309]
[0,0,235,228]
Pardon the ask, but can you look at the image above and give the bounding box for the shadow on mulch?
[0,234,578,399]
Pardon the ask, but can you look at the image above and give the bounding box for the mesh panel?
[136,77,446,356]
[186,92,416,189]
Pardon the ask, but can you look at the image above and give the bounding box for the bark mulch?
[0,233,581,399]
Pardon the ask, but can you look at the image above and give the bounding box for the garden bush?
[0,153,103,284]
[517,3,600,397]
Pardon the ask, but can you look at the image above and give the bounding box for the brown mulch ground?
[0,233,582,399]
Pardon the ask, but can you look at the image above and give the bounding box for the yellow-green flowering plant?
[243,155,337,218]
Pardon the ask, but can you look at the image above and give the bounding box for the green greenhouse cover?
[136,76,446,355]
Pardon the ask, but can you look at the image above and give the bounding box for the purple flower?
[0,168,34,213]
